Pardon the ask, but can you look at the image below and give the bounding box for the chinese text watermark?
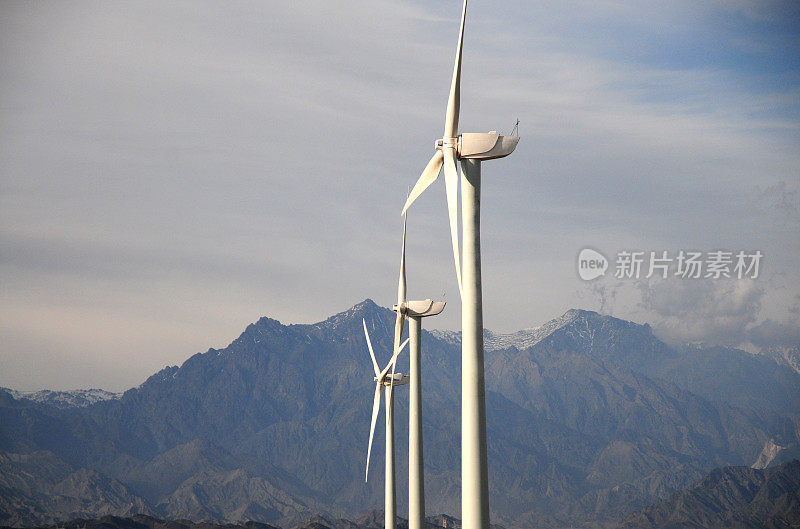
[578,249,762,281]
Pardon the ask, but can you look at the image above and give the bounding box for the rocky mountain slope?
[761,346,800,375]
[0,511,469,529]
[617,459,800,529]
[0,514,279,529]
[1,301,798,529]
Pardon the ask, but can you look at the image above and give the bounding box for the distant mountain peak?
[430,308,598,351]
[1,387,122,409]
[308,299,394,332]
[253,315,286,330]
[562,307,593,318]
[345,298,392,321]
[487,308,608,350]
[353,298,381,311]
[429,308,655,352]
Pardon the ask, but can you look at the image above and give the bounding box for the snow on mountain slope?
[430,309,583,351]
[2,388,121,408]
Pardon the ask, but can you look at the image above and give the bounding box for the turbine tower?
[363,319,410,529]
[391,209,445,529]
[401,2,519,529]
[394,299,445,529]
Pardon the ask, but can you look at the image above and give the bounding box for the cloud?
[636,278,764,346]
[584,268,800,350]
[584,275,769,347]
[589,281,622,315]
[745,294,800,349]
[747,318,800,349]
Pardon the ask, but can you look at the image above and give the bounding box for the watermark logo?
[577,248,608,281]
[577,249,763,281]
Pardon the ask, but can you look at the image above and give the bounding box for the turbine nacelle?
[460,131,519,160]
[392,299,446,318]
[376,372,410,386]
[434,132,519,161]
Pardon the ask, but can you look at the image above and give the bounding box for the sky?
[1,0,799,392]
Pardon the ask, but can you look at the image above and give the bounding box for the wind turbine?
[401,2,519,529]
[390,209,446,529]
[398,299,445,529]
[363,318,410,529]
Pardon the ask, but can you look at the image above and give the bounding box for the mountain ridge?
[0,388,122,409]
[617,459,800,529]
[5,301,792,398]
[1,300,799,529]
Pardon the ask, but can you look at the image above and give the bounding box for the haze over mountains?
[1,300,798,529]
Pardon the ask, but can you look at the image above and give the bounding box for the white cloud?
[636,278,764,346]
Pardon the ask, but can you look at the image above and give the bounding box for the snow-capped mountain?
[430,308,590,351]
[762,346,800,375]
[1,301,798,529]
[2,388,121,409]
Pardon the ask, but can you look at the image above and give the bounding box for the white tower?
[401,2,519,529]
[393,299,445,529]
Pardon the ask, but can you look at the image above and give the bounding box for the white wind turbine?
[368,211,411,529]
[401,2,519,529]
[362,318,409,529]
[388,212,446,529]
[368,207,443,529]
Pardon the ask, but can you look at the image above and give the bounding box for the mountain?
[0,389,121,409]
[429,309,583,351]
[0,511,473,529]
[617,459,800,529]
[0,514,280,529]
[761,346,800,375]
[1,301,799,529]
[0,451,156,527]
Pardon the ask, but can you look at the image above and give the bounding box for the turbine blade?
[380,337,411,380]
[392,311,405,366]
[398,214,407,308]
[444,148,463,297]
[363,319,380,378]
[402,150,444,214]
[392,215,407,361]
[391,338,410,369]
[378,338,411,380]
[365,383,382,482]
[444,0,468,139]
[387,336,405,405]
[387,361,395,409]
